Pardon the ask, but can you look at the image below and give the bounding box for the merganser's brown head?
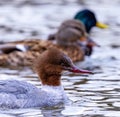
[34,47,93,86]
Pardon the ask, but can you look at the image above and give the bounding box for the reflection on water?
[0,0,120,117]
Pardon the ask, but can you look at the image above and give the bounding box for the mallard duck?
[0,39,85,67]
[48,19,99,56]
[74,9,108,33]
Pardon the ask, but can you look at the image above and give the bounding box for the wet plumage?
[0,48,92,109]
[0,39,84,67]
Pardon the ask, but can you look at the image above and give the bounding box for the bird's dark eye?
[58,55,72,67]
[59,59,71,67]
[59,60,65,66]
[60,62,65,66]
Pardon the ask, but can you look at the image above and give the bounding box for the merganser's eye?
[59,60,65,66]
[58,55,72,67]
[60,62,65,66]
[59,59,71,67]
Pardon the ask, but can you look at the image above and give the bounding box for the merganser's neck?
[39,73,61,86]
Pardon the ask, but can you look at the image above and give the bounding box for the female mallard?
[0,40,85,67]
[74,9,108,33]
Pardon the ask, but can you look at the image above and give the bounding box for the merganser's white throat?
[41,85,68,106]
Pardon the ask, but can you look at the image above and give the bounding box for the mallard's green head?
[74,9,108,33]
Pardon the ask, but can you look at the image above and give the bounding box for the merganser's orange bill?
[64,65,93,74]
[71,66,93,74]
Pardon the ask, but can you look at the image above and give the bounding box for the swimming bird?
[74,9,108,33]
[0,39,85,67]
[0,20,92,67]
[0,19,98,67]
[48,19,99,56]
[0,48,93,109]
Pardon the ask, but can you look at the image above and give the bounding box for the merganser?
[0,48,93,109]
[74,9,108,33]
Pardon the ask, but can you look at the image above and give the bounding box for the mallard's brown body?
[0,39,84,67]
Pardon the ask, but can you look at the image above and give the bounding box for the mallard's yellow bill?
[96,22,108,29]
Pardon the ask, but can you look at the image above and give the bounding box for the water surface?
[0,0,120,116]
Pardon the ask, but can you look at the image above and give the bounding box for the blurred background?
[0,0,119,42]
[0,0,120,117]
